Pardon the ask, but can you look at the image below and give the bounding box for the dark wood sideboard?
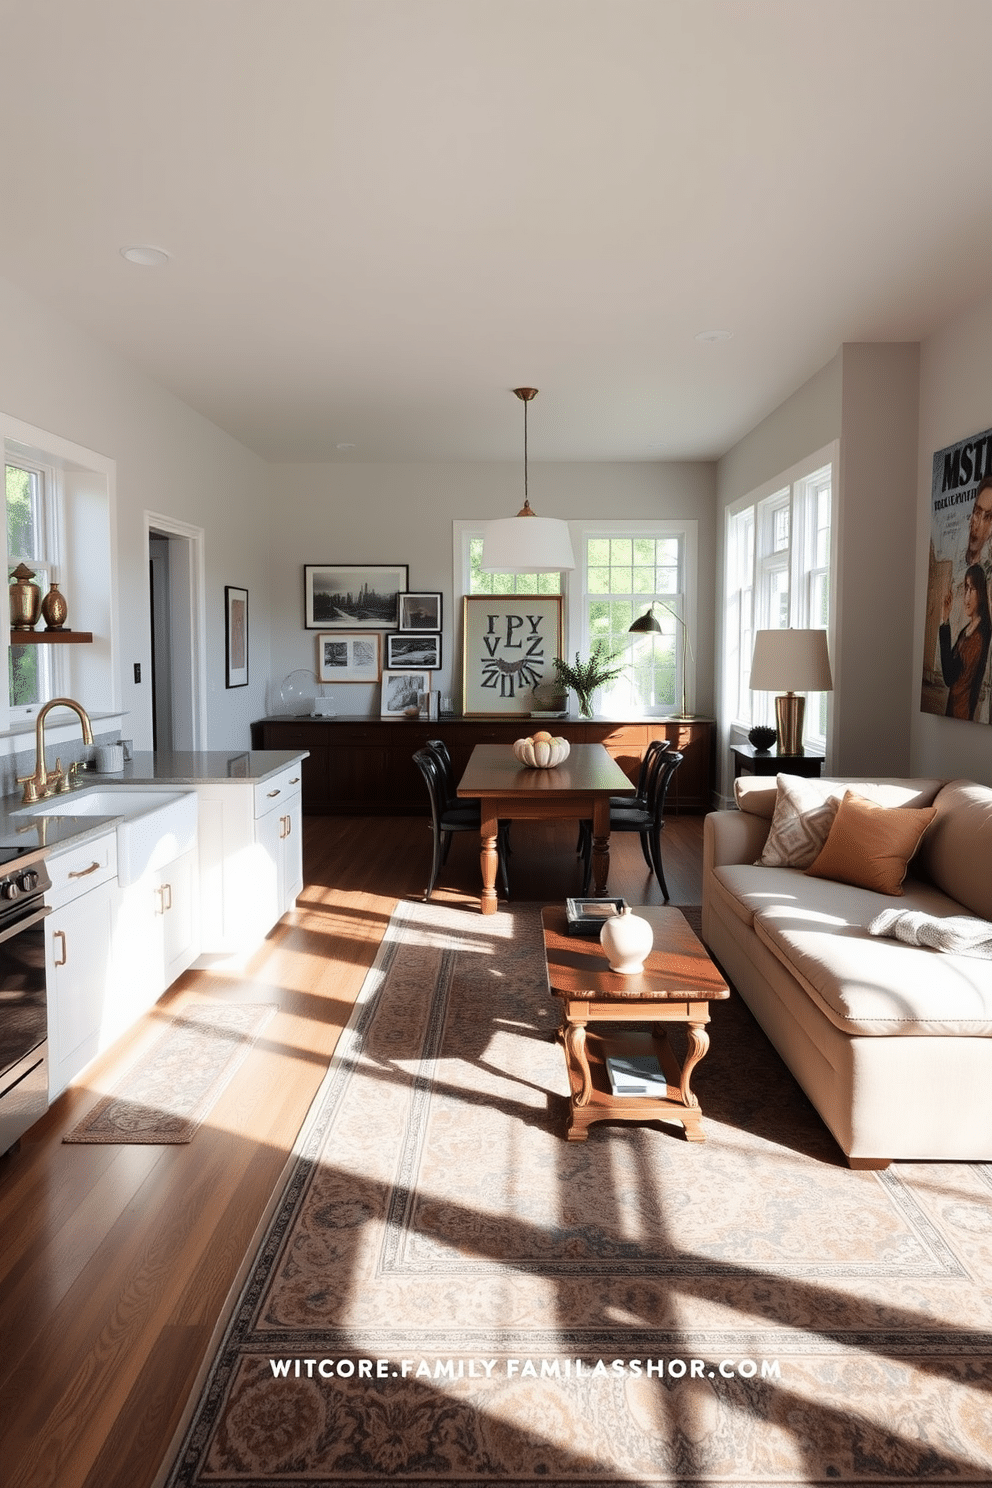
[251,716,716,817]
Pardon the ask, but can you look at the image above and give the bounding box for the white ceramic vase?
[600,907,654,975]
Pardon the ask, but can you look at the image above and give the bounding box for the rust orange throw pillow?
[805,790,937,896]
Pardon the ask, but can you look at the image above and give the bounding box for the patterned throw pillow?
[755,774,843,869]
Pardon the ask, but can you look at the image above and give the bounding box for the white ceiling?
[1,0,990,464]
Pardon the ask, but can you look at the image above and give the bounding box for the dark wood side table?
[541,905,729,1143]
[732,743,824,779]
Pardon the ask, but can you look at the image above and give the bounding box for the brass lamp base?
[775,692,805,755]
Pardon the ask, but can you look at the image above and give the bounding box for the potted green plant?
[553,642,626,719]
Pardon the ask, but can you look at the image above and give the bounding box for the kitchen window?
[6,457,60,713]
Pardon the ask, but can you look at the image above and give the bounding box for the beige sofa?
[702,776,992,1167]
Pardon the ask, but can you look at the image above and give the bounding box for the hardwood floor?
[0,811,704,1488]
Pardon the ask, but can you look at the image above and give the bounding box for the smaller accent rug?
[63,1002,277,1144]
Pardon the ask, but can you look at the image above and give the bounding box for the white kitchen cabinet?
[45,830,118,1099]
[108,845,200,1038]
[195,763,303,954]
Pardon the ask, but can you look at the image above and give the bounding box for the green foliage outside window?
[469,537,561,596]
[6,463,43,707]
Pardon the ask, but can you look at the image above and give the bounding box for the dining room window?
[456,519,696,716]
[571,521,696,717]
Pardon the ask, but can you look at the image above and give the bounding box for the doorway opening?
[145,514,207,751]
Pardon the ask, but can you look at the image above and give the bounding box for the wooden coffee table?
[541,905,729,1143]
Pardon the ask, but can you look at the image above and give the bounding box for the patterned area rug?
[160,903,992,1485]
[63,1003,277,1144]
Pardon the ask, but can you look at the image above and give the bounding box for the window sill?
[0,710,125,757]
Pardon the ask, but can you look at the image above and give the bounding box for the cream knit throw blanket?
[868,908,992,960]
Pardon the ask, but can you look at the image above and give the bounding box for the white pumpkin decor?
[513,732,570,769]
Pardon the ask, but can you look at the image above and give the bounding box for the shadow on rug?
[160,902,992,1486]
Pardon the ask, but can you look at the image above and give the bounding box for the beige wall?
[267,460,718,717]
[0,275,270,751]
[913,287,992,785]
[835,343,920,776]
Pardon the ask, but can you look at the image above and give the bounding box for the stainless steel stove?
[0,843,52,1157]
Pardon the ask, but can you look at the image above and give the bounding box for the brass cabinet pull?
[54,930,67,966]
[68,861,100,879]
[267,788,281,798]
[289,777,300,785]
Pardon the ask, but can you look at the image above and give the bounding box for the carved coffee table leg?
[679,1019,710,1109]
[564,1017,592,1105]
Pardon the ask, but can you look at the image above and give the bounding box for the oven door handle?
[0,903,52,946]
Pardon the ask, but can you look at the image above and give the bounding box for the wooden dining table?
[456,742,636,914]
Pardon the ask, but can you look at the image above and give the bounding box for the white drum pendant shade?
[480,513,575,572]
[481,386,576,573]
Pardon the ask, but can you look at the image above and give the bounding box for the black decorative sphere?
[748,725,778,752]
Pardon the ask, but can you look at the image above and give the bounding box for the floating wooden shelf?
[9,631,93,645]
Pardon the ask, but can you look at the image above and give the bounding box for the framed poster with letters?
[461,595,564,716]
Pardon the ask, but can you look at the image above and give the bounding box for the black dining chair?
[576,737,671,862]
[427,737,513,855]
[413,747,510,901]
[425,738,460,810]
[579,747,683,899]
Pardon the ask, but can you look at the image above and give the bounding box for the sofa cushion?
[916,779,992,922]
[752,903,992,1037]
[755,774,841,868]
[733,775,945,820]
[805,791,937,896]
[710,861,965,932]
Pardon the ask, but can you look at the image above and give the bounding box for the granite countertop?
[0,749,307,857]
[95,750,307,786]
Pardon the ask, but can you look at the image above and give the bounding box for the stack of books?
[605,1053,670,1098]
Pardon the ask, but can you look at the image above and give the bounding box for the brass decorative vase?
[9,563,41,631]
[41,581,68,631]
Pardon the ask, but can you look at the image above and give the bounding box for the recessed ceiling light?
[335,442,356,451]
[120,245,170,267]
[695,329,733,343]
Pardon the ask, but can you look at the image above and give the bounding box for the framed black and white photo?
[225,585,249,687]
[462,594,564,716]
[316,631,382,684]
[380,669,430,717]
[303,564,408,630]
[399,591,442,631]
[386,632,441,670]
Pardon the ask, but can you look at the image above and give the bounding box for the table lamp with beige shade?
[749,629,833,755]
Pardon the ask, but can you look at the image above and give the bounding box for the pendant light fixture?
[480,388,576,572]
